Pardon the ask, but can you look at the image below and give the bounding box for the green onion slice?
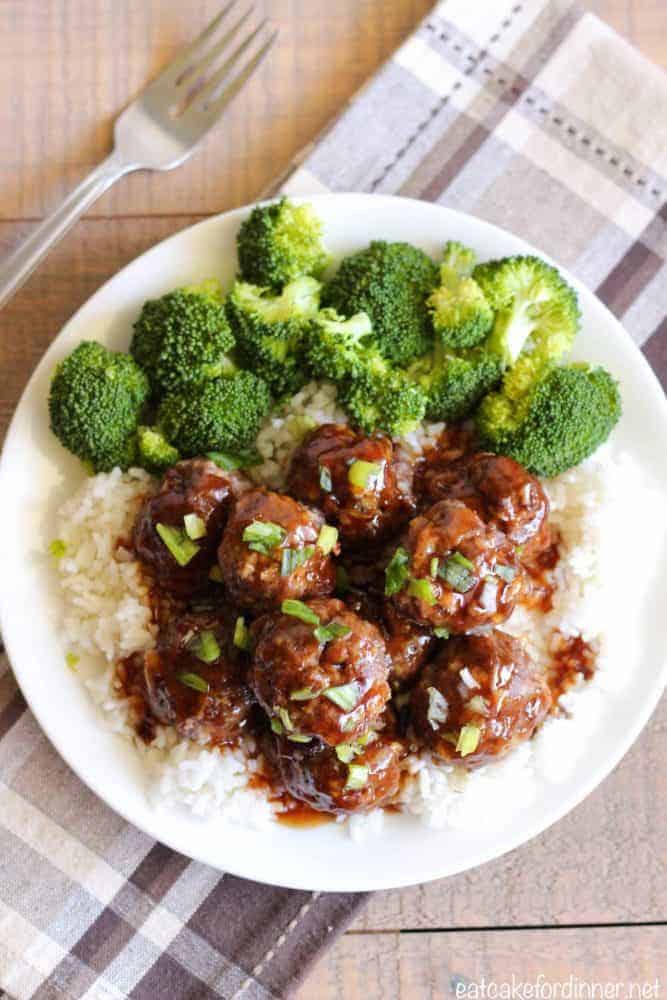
[438,551,476,593]
[426,686,448,730]
[341,707,364,732]
[314,621,353,644]
[335,744,356,764]
[281,599,320,625]
[348,459,383,491]
[156,523,199,566]
[323,682,360,712]
[335,565,350,595]
[270,716,284,736]
[233,616,250,651]
[183,513,206,540]
[192,630,221,664]
[467,695,489,716]
[429,556,439,578]
[209,564,224,583]
[319,464,333,492]
[434,627,450,639]
[495,563,517,583]
[280,546,314,576]
[290,687,317,701]
[206,450,260,471]
[278,707,294,733]
[407,578,436,606]
[177,672,210,694]
[49,539,67,560]
[65,652,79,670]
[344,764,369,791]
[316,524,338,555]
[243,520,286,555]
[385,546,410,596]
[286,733,312,744]
[456,723,481,757]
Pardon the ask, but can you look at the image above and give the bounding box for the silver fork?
[0,2,278,310]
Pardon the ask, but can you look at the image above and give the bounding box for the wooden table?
[0,3,665,997]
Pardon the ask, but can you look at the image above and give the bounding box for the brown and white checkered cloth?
[1,1,666,997]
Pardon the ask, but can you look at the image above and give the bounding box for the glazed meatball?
[411,630,551,767]
[143,609,254,745]
[420,451,550,559]
[250,597,391,745]
[345,592,435,692]
[389,500,523,633]
[287,423,415,544]
[270,734,403,814]
[217,489,337,612]
[134,459,250,597]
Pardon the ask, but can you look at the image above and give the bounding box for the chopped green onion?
[429,556,439,578]
[434,627,450,639]
[344,764,369,790]
[206,450,261,471]
[49,539,67,560]
[156,523,199,566]
[426,687,449,730]
[438,553,476,593]
[467,695,489,716]
[407,578,436,606]
[233,616,250,651]
[65,652,79,671]
[278,707,294,733]
[335,565,350,595]
[280,546,314,576]
[316,524,338,555]
[209,564,224,583]
[515,544,525,557]
[323,682,360,712]
[290,687,317,701]
[270,716,284,736]
[314,621,353,644]
[348,459,383,491]
[335,744,356,764]
[243,520,286,555]
[177,672,210,694]
[356,730,376,747]
[341,707,364,732]
[286,733,312,744]
[281,599,320,625]
[183,513,206,540]
[456,723,481,757]
[495,563,517,583]
[385,546,410,596]
[192,630,221,664]
[319,464,333,492]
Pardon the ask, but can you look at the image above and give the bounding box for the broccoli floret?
[303,308,386,382]
[427,241,493,349]
[476,363,621,477]
[410,338,503,422]
[157,371,271,457]
[130,283,236,395]
[322,241,439,366]
[236,198,329,290]
[227,276,320,396]
[340,368,427,438]
[137,426,180,472]
[473,255,580,370]
[49,341,149,472]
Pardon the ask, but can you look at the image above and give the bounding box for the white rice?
[52,382,663,836]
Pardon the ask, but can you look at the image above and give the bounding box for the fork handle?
[0,151,137,310]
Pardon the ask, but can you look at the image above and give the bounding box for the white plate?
[1,194,666,892]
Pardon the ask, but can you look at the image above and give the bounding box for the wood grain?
[297,927,667,999]
[0,3,665,999]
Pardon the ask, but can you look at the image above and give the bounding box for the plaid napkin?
[2,1,666,997]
